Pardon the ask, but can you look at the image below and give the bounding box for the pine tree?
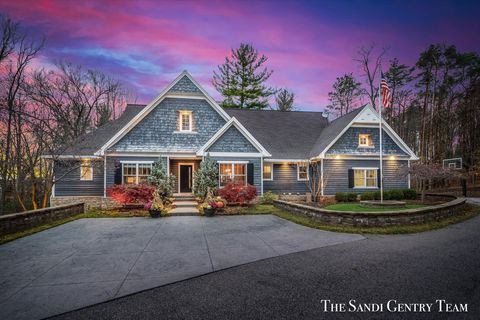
[275,88,295,111]
[327,73,362,117]
[213,43,275,109]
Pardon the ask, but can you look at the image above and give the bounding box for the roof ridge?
[225,108,327,114]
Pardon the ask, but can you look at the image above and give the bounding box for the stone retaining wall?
[51,196,119,211]
[0,203,85,236]
[273,196,467,227]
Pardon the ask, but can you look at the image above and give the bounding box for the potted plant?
[144,192,166,218]
[204,200,219,217]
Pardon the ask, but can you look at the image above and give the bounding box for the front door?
[179,164,193,193]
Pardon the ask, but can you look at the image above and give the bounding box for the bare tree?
[354,43,388,109]
[0,19,43,213]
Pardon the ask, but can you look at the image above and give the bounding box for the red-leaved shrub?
[217,183,257,204]
[107,184,156,205]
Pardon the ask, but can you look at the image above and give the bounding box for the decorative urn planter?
[204,207,215,217]
[149,209,162,218]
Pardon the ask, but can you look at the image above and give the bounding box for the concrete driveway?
[0,215,364,320]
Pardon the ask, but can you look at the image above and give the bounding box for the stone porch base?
[50,196,119,211]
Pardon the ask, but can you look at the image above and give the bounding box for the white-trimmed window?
[353,168,378,188]
[122,162,153,184]
[297,164,308,181]
[219,162,247,186]
[179,111,193,132]
[80,160,93,181]
[358,134,373,147]
[263,163,273,180]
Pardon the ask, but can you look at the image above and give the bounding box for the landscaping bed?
[273,195,467,227]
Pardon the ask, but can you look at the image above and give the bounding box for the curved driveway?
[51,211,480,320]
[0,215,363,320]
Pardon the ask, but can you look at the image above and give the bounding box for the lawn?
[2,203,478,245]
[324,203,428,212]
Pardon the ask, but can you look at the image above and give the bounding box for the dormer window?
[179,111,192,132]
[358,134,373,147]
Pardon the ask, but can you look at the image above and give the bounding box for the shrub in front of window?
[107,184,156,205]
[217,183,257,205]
[148,159,176,202]
[360,192,375,200]
[260,191,278,204]
[335,192,358,202]
[193,156,218,200]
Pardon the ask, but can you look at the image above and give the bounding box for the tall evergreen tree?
[213,43,275,109]
[327,73,362,116]
[275,88,295,111]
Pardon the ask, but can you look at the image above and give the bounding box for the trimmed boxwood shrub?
[336,192,358,202]
[389,189,404,200]
[402,188,417,200]
[361,192,375,200]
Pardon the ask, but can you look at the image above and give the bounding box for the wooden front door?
[179,164,193,193]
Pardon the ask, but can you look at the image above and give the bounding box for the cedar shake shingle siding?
[109,98,226,152]
[167,75,202,94]
[327,127,408,156]
[263,163,309,194]
[207,126,258,153]
[323,159,409,195]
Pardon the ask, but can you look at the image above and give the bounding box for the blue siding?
[264,163,309,195]
[109,98,226,152]
[327,127,408,156]
[168,75,201,94]
[207,126,258,153]
[54,160,104,196]
[323,159,409,195]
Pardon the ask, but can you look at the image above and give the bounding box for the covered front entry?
[170,158,201,193]
[179,164,193,193]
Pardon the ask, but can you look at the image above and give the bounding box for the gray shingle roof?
[60,104,146,155]
[58,103,366,159]
[308,105,367,158]
[225,109,329,159]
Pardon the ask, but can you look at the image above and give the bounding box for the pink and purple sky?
[1,0,479,111]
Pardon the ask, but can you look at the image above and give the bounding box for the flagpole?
[378,73,384,203]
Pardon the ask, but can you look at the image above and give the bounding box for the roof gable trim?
[94,71,231,155]
[197,117,271,157]
[314,105,418,160]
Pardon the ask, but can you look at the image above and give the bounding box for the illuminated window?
[353,168,378,188]
[122,163,152,184]
[263,163,273,180]
[179,111,192,132]
[297,164,308,181]
[219,162,247,187]
[358,134,373,147]
[80,160,93,181]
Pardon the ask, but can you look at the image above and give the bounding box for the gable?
[326,127,408,156]
[167,75,201,94]
[109,98,227,152]
[206,126,259,153]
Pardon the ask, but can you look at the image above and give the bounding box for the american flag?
[380,72,392,108]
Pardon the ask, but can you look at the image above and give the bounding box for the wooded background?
[0,18,478,213]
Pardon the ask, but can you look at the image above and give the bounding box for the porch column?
[320,158,324,196]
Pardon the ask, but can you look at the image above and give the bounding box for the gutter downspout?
[103,155,107,198]
[260,157,264,195]
[320,158,324,196]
